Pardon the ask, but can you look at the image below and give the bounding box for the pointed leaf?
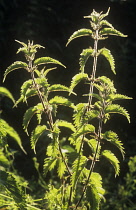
[0,87,15,104]
[98,48,115,74]
[100,27,127,37]
[55,120,76,132]
[69,73,88,94]
[97,76,116,93]
[66,29,93,46]
[79,48,94,72]
[71,156,87,189]
[100,20,113,28]
[73,103,87,127]
[3,61,28,82]
[0,119,26,154]
[105,104,130,123]
[34,57,66,68]
[99,7,110,20]
[31,125,47,153]
[48,84,69,93]
[49,96,75,109]
[23,103,43,134]
[43,158,57,176]
[108,94,132,102]
[86,172,105,210]
[57,159,66,178]
[101,150,120,176]
[69,124,95,142]
[103,131,125,158]
[87,138,101,157]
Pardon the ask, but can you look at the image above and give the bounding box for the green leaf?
[100,20,113,28]
[97,76,116,93]
[23,103,43,134]
[108,94,132,102]
[3,61,28,82]
[79,48,94,72]
[30,125,47,154]
[66,29,93,46]
[57,159,66,178]
[98,48,115,74]
[71,155,87,189]
[101,150,120,176]
[100,27,127,37]
[43,158,57,176]
[49,96,75,109]
[69,124,95,142]
[105,104,130,123]
[0,87,15,104]
[55,120,76,132]
[69,73,88,94]
[86,172,105,210]
[73,103,87,127]
[0,149,10,167]
[34,57,66,68]
[48,84,69,93]
[99,7,110,20]
[87,138,101,157]
[15,40,27,47]
[102,131,125,158]
[85,110,100,122]
[0,119,26,154]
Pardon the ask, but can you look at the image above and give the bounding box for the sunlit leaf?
[66,29,92,46]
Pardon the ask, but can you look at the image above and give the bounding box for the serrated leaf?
[55,120,76,132]
[87,138,101,157]
[105,104,130,123]
[103,131,125,158]
[57,159,66,178]
[100,20,113,28]
[101,150,120,176]
[86,172,104,210]
[97,76,116,93]
[30,125,47,153]
[3,61,28,82]
[85,110,100,122]
[16,78,49,105]
[69,73,88,94]
[0,149,10,167]
[48,84,69,93]
[23,103,43,134]
[108,94,132,102]
[66,29,93,46]
[79,48,94,72]
[98,48,115,74]
[71,156,87,189]
[73,103,87,127]
[43,158,57,176]
[34,57,66,68]
[69,124,95,142]
[0,87,15,104]
[100,27,127,37]
[49,96,75,109]
[0,119,26,154]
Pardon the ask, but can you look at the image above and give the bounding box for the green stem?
[29,61,71,177]
[75,29,99,209]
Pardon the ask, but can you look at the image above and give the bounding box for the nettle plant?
[3,8,131,210]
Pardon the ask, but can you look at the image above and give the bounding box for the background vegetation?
[0,0,136,208]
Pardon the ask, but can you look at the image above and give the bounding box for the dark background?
[0,0,136,206]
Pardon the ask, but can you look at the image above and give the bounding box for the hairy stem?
[29,60,71,177]
[75,29,99,209]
